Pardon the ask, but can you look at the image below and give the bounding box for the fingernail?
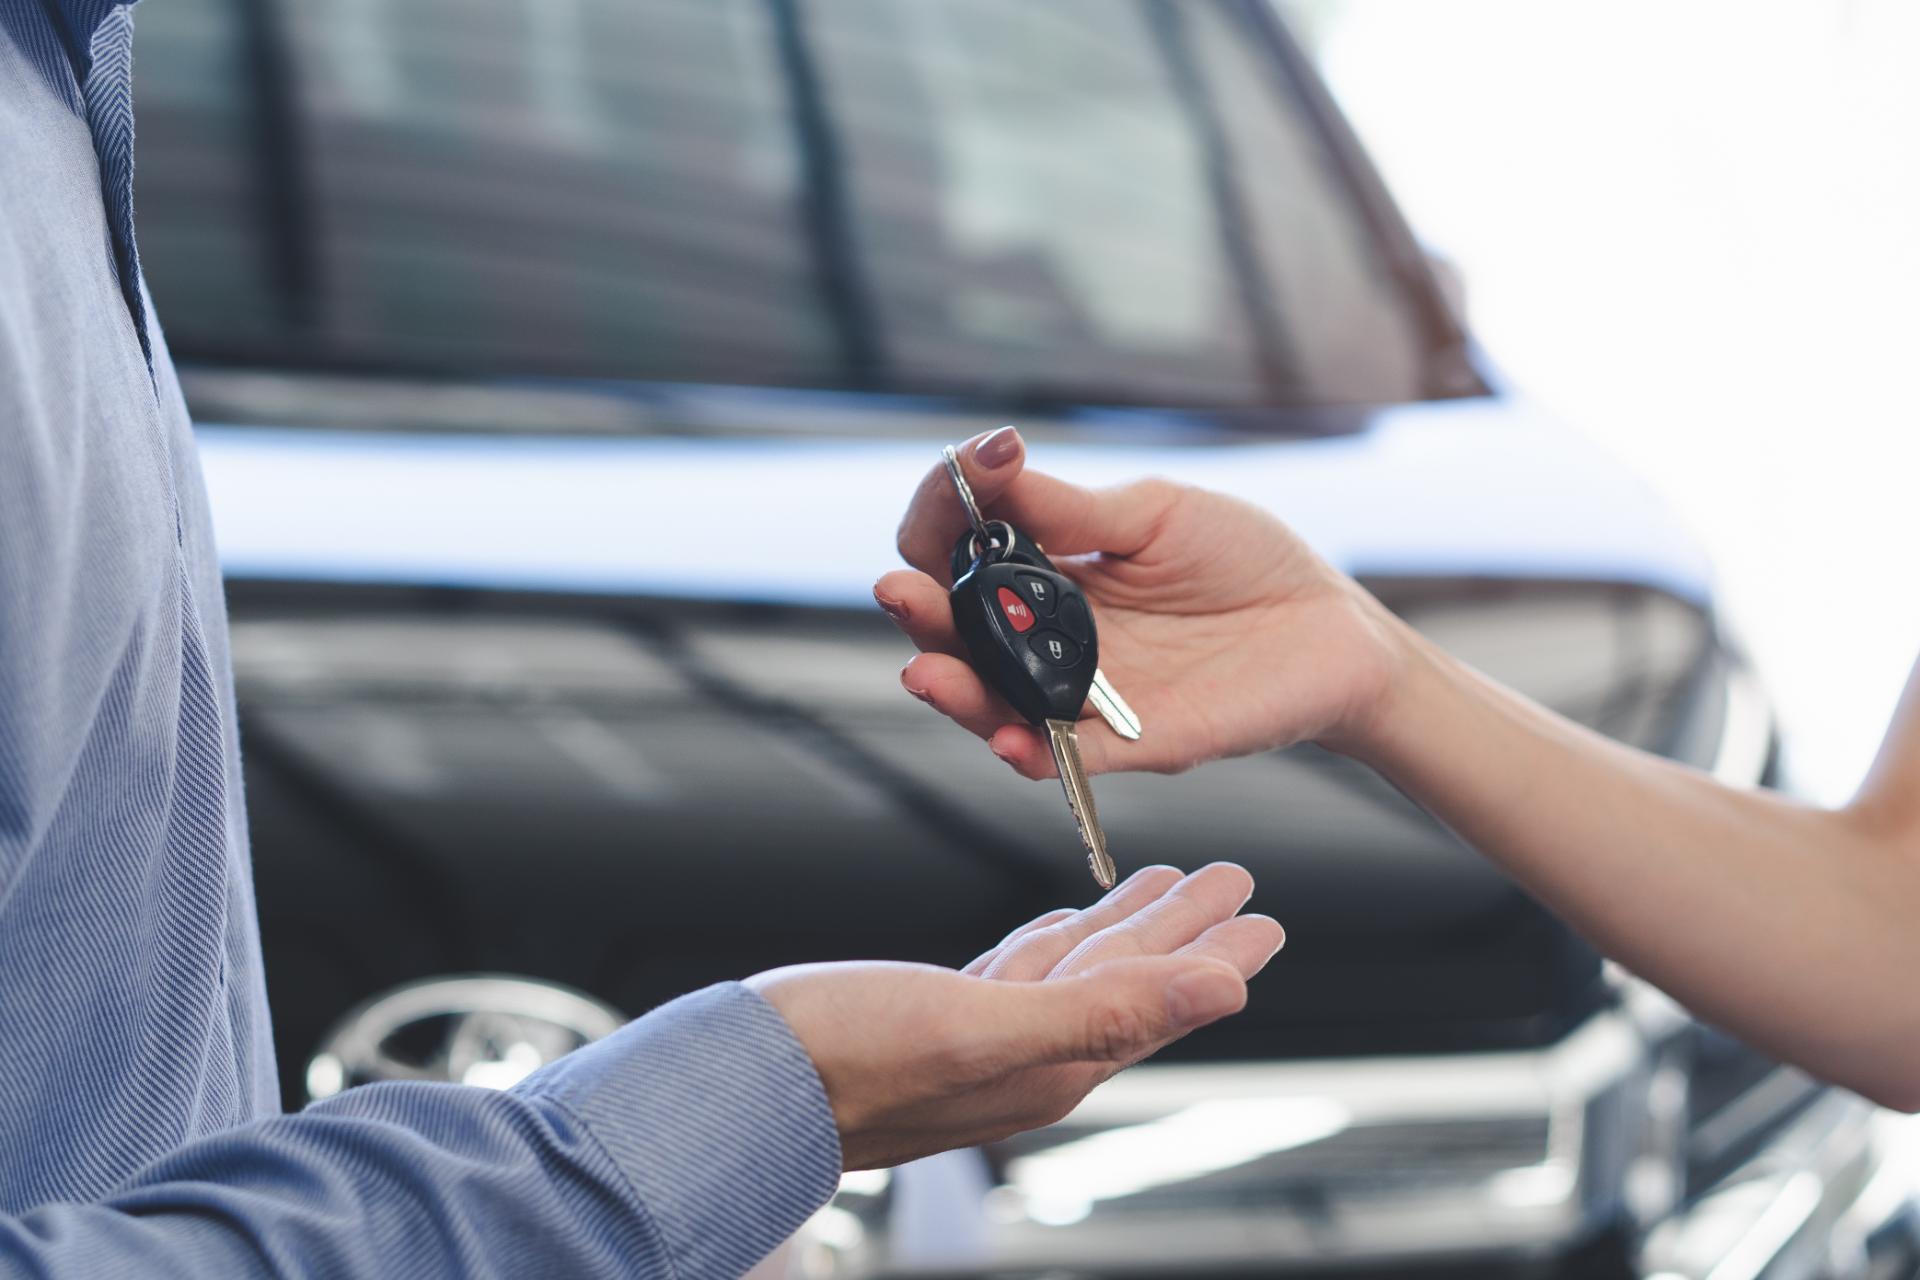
[900,665,935,705]
[873,587,908,623]
[975,426,1021,470]
[1165,968,1243,1030]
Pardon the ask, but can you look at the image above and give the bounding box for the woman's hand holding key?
[878,431,1920,1116]
[878,426,1407,777]
[749,863,1284,1170]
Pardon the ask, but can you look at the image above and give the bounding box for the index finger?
[1048,863,1256,978]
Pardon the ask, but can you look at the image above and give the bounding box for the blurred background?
[126,1,1920,1276]
[1288,0,1920,804]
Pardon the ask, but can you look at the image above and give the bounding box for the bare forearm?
[1349,620,1920,1110]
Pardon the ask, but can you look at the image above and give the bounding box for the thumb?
[1012,956,1249,1067]
[897,428,1188,581]
[992,471,1187,563]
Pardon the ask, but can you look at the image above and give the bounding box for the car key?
[949,536,1118,889]
[946,520,1141,741]
[941,447,1143,742]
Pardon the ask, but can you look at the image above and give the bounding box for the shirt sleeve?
[0,983,842,1280]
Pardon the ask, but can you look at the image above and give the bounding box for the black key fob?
[949,551,1098,727]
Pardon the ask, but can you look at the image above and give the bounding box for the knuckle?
[1003,922,1070,962]
[1035,918,1081,944]
[1046,933,1105,978]
[983,927,1066,980]
[1014,909,1074,942]
[1126,475,1187,508]
[1108,476,1191,554]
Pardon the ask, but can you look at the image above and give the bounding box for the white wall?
[1286,0,1920,802]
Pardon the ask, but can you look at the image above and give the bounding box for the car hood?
[196,392,1714,608]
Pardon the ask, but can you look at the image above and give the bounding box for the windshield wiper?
[766,0,887,389]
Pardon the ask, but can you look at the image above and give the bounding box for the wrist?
[745,964,905,1169]
[1315,583,1439,765]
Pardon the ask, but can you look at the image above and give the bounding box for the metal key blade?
[1046,718,1116,889]
[1087,670,1142,741]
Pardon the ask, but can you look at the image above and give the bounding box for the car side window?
[809,0,1270,405]
[1183,5,1427,405]
[283,0,832,381]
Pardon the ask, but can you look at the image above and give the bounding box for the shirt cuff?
[517,982,842,1279]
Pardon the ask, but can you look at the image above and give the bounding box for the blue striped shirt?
[0,1,842,1273]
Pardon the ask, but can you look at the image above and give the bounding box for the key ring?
[968,519,1016,565]
[942,443,992,547]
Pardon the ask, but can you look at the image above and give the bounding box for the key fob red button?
[997,587,1037,633]
[1029,630,1082,668]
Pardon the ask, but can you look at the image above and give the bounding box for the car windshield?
[135,0,1452,413]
